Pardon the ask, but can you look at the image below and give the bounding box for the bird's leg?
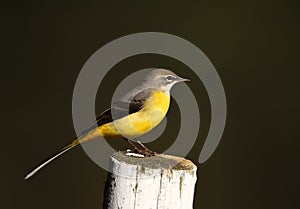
[124,138,140,152]
[137,140,157,156]
[136,140,152,152]
[123,138,156,157]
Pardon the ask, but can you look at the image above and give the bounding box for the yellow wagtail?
[25,69,189,179]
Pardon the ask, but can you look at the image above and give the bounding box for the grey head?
[142,69,189,93]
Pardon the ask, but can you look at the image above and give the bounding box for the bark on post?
[103,152,197,209]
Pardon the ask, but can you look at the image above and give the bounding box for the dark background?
[1,1,299,209]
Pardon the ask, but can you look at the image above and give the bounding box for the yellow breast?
[99,91,170,139]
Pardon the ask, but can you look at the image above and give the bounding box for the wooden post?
[103,152,197,209]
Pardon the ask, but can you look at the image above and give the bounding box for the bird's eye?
[166,76,174,81]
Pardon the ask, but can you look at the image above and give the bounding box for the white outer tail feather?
[24,144,76,180]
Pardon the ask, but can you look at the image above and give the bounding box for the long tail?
[24,138,80,180]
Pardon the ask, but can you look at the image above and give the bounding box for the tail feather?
[24,139,80,180]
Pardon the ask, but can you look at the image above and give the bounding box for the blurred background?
[1,1,299,209]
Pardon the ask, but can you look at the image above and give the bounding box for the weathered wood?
[103,152,197,209]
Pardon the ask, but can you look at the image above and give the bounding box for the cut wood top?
[111,151,196,174]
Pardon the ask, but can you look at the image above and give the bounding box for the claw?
[124,138,157,157]
[137,140,157,156]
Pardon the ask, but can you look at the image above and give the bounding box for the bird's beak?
[177,77,190,82]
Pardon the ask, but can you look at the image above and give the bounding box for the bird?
[24,69,189,179]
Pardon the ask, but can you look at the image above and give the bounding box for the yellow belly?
[99,91,170,139]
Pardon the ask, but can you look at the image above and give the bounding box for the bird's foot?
[124,138,157,157]
[136,140,157,157]
[132,148,156,157]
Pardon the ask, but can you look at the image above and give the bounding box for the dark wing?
[80,89,152,135]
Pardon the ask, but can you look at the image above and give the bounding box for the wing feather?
[80,89,153,135]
